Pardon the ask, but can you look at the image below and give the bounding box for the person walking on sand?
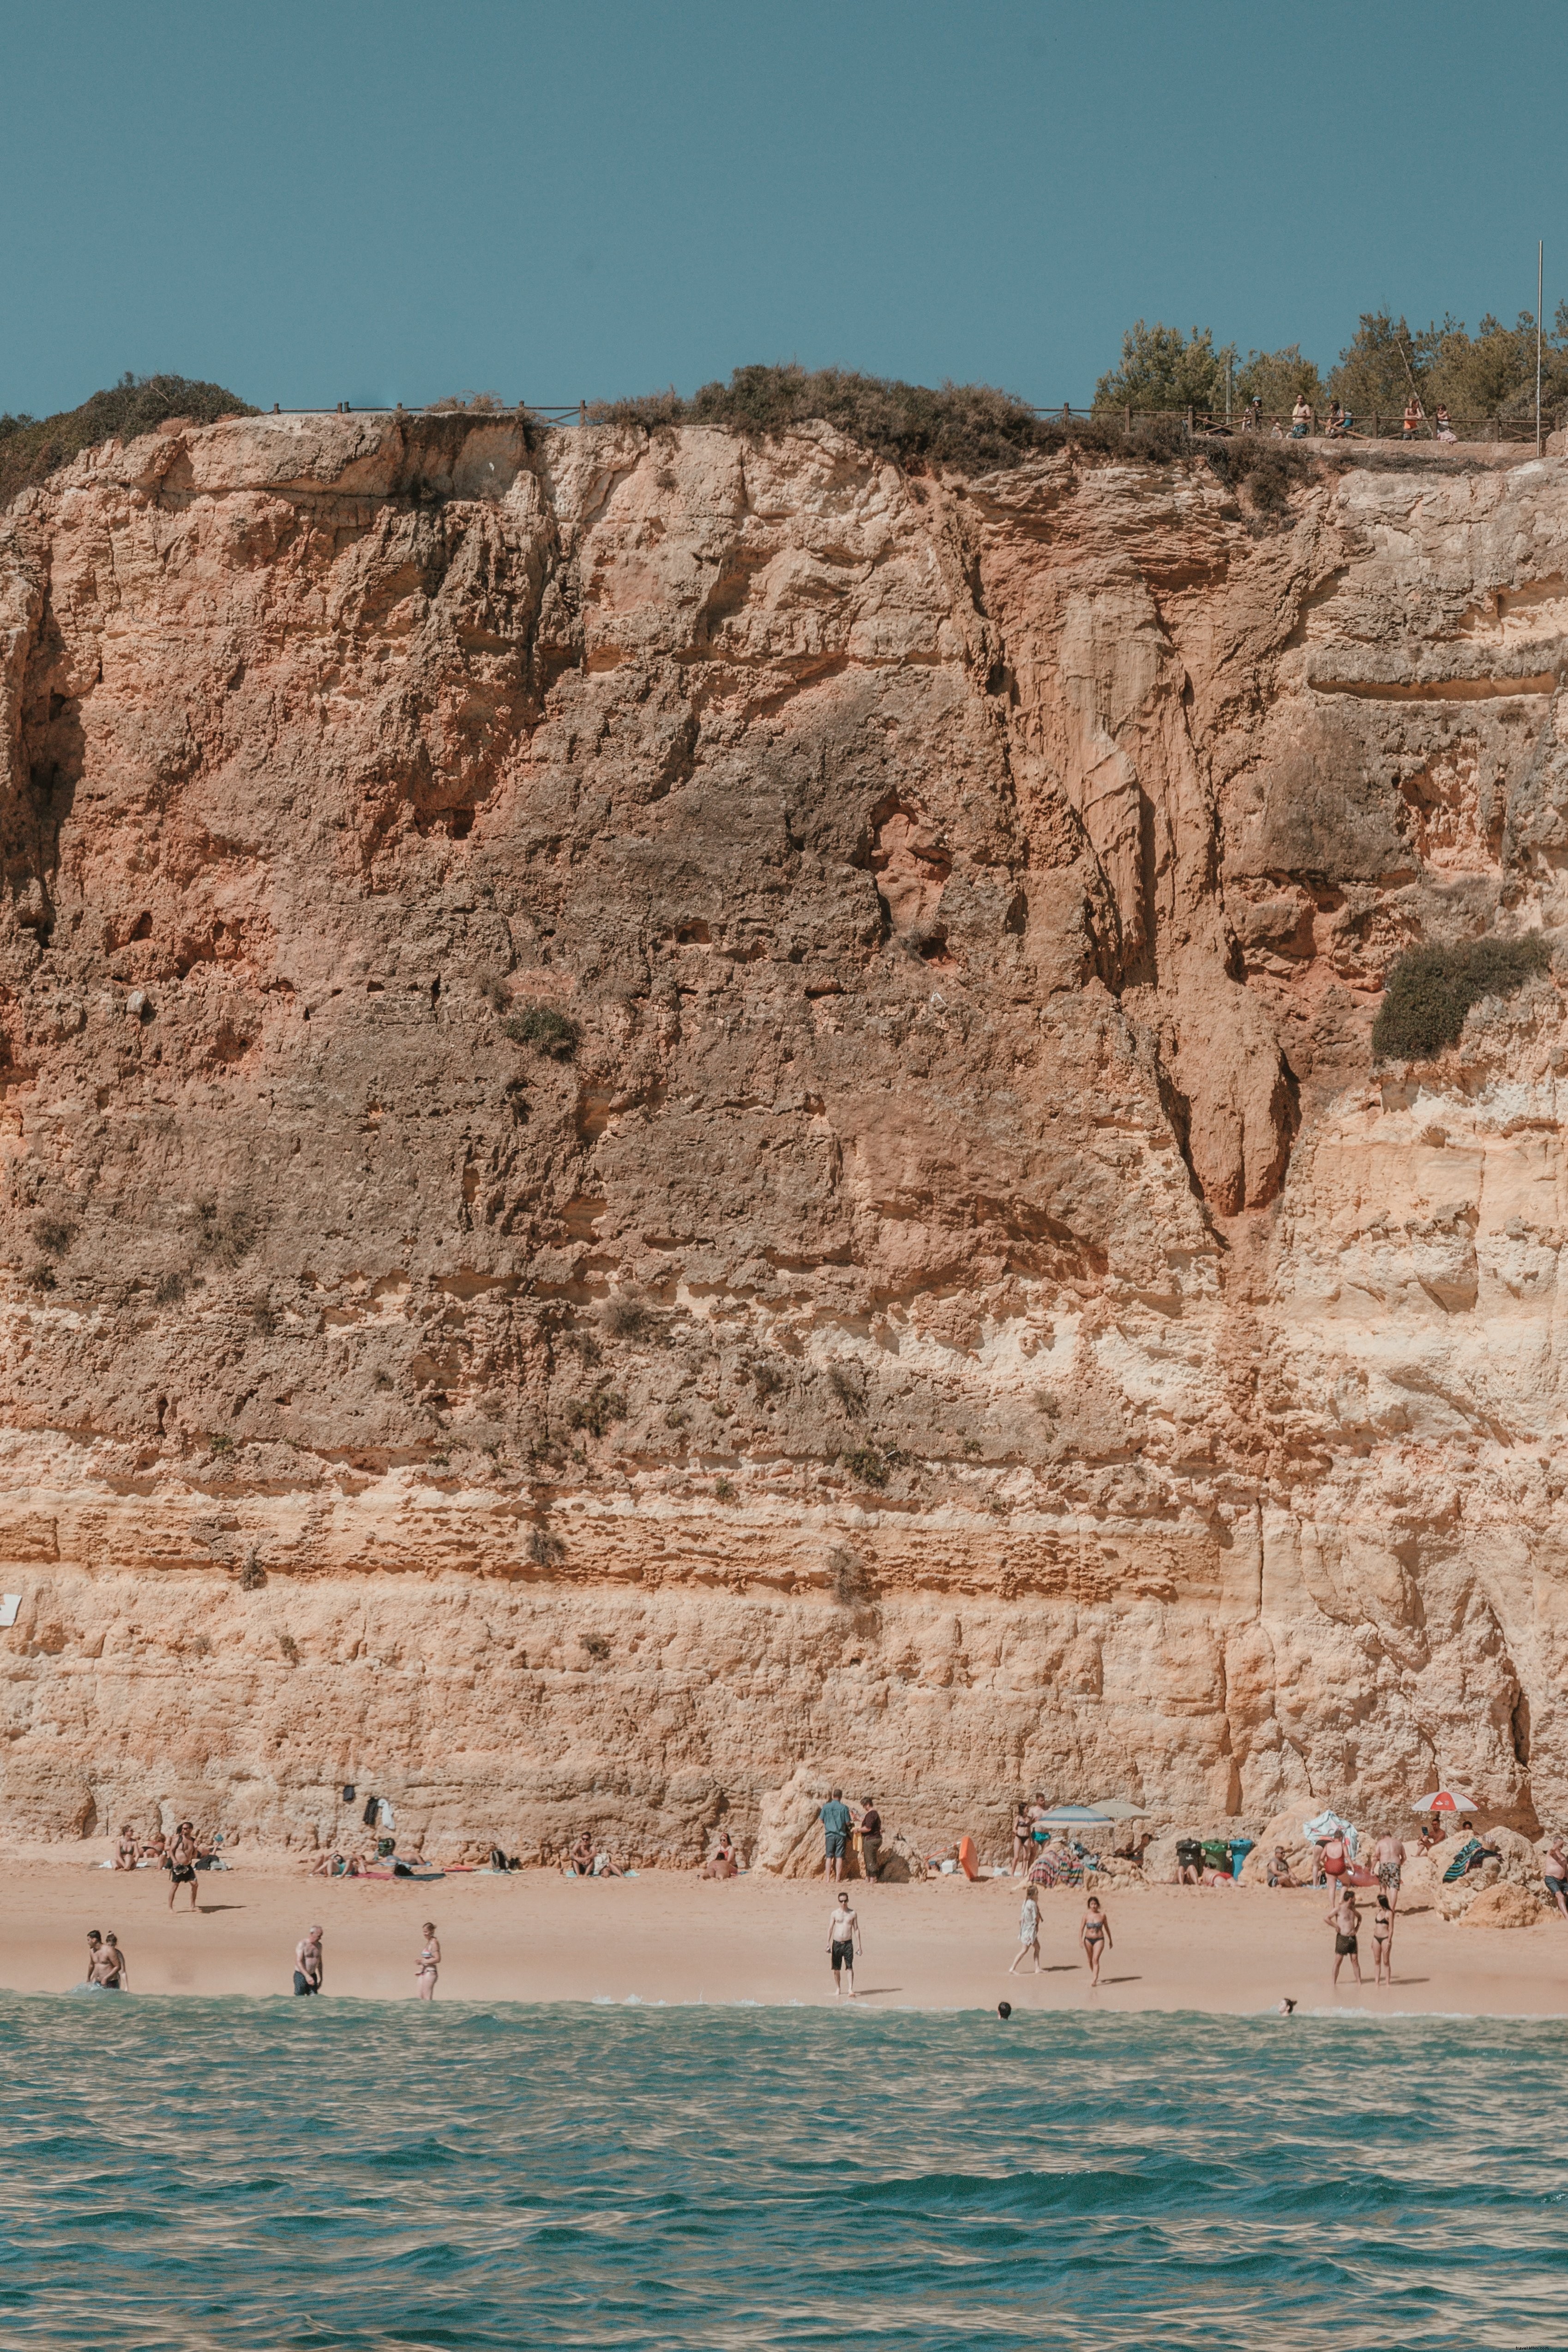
[294,1926,324,1997]
[415,1922,440,2001]
[819,1789,852,1884]
[166,1821,200,1913]
[1079,1896,1111,1987]
[827,1890,861,1996]
[1009,1888,1042,1975]
[1327,1890,1362,1986]
[1373,1828,1407,1915]
[1371,1894,1394,1986]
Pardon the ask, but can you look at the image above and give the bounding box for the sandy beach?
[2,1856,1564,2014]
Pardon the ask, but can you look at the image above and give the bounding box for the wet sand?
[2,1857,1565,2013]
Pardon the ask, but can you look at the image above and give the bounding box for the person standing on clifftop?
[820,1789,852,1883]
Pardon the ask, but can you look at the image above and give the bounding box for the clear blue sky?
[4,0,1566,417]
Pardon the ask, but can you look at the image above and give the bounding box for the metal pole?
[1537,240,1544,457]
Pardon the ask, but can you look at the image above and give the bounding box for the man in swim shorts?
[1372,1829,1407,1914]
[166,1820,201,1912]
[819,1789,852,1884]
[294,1926,324,1996]
[826,1890,860,1996]
[91,1932,128,1990]
[1326,1890,1362,1985]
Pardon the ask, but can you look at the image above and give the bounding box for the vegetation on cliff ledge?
[589,364,1161,475]
[1372,936,1550,1062]
[0,372,256,507]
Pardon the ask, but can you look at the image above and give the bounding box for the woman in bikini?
[415,1923,440,2000]
[1371,1895,1394,1986]
[114,1824,138,1872]
[1011,1804,1033,1875]
[1079,1896,1111,1987]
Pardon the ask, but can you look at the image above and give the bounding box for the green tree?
[1093,322,1237,414]
[1233,344,1325,419]
[1328,312,1428,420]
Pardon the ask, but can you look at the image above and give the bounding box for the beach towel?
[1302,1810,1358,1860]
[1443,1839,1482,1884]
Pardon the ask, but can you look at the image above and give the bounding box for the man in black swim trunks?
[1326,1890,1362,1985]
[294,1925,324,1996]
[167,1821,201,1912]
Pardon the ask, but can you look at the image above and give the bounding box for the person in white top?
[1009,1890,1041,1975]
[827,1891,861,1997]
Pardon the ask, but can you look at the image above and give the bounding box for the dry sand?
[2,1857,1565,2015]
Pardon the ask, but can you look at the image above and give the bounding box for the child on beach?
[1009,1890,1042,1975]
[1079,1896,1111,1987]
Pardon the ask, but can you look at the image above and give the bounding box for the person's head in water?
[997,2001,1012,2021]
[1278,1997,1297,2015]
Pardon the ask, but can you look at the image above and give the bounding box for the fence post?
[1125,405,1132,435]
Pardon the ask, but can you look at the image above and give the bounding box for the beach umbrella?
[1413,1790,1481,1813]
[1032,1806,1115,1829]
[1087,1799,1150,1820]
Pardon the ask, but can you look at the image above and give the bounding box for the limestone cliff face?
[1,410,1566,1853]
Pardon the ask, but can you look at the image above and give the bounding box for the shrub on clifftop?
[1372,936,1550,1062]
[0,372,257,508]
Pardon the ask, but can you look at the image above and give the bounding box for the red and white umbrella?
[1413,1790,1481,1813]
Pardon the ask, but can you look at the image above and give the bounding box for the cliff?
[1,408,1566,1855]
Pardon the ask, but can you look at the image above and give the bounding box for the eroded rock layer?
[1,411,1566,1852]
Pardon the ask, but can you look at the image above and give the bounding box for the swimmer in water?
[997,2001,1013,2020]
[415,1922,440,2001]
[1278,1997,1298,2016]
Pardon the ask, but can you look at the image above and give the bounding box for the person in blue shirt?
[819,1789,853,1882]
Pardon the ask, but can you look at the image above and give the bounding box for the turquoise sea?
[0,1999,1561,2351]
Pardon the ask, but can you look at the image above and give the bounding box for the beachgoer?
[827,1890,860,1996]
[84,1929,102,1982]
[114,1824,138,1872]
[1325,399,1346,438]
[1080,1896,1111,1987]
[1009,1890,1042,1975]
[294,1926,324,1996]
[1373,1829,1407,1915]
[92,1933,128,1990]
[1318,1830,1349,1892]
[1371,1894,1394,1986]
[1543,1836,1568,1920]
[564,1832,595,1877]
[819,1789,852,1884]
[1291,395,1313,439]
[309,1851,346,1878]
[167,1820,200,1912]
[1266,1846,1297,1888]
[1278,1997,1298,2016]
[997,2001,1012,2020]
[1435,404,1457,442]
[592,1849,627,1878]
[1402,396,1424,440]
[1012,1803,1033,1874]
[415,1922,440,2001]
[1418,1818,1446,1854]
[1243,395,1263,433]
[143,1831,168,1867]
[1327,1890,1362,1986]
[856,1798,883,1884]
[1114,1832,1153,1872]
[703,1832,738,1880]
[1175,1836,1203,1885]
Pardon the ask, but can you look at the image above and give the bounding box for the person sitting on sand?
[142,1831,168,1868]
[1543,1836,1568,1920]
[1113,1832,1153,1871]
[1326,1890,1362,1985]
[563,1832,595,1878]
[309,1851,348,1878]
[1175,1837,1203,1885]
[1418,1818,1446,1853]
[593,1849,627,1878]
[703,1832,738,1880]
[1079,1896,1111,1987]
[114,1824,138,1872]
[1266,1846,1297,1887]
